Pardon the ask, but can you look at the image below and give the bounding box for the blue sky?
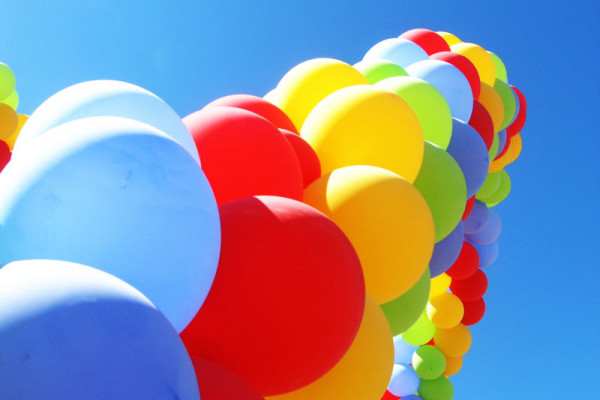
[1,0,599,398]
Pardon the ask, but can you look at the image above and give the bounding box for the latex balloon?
[304,165,434,303]
[427,292,465,329]
[413,142,467,242]
[461,297,486,326]
[401,310,436,346]
[437,31,461,46]
[0,62,16,100]
[489,51,508,82]
[387,364,420,397]
[376,76,452,149]
[0,260,200,400]
[353,59,408,84]
[267,58,369,130]
[495,132,511,161]
[482,169,511,206]
[301,84,424,182]
[0,117,221,333]
[501,133,523,167]
[192,357,264,400]
[418,375,454,400]
[267,295,393,400]
[3,113,27,150]
[434,323,472,357]
[463,200,490,235]
[181,196,365,396]
[430,273,451,297]
[476,170,502,200]
[469,100,495,149]
[431,51,481,100]
[507,85,527,136]
[280,128,321,187]
[444,356,463,377]
[450,269,488,302]
[184,106,303,205]
[12,80,200,164]
[446,242,479,280]
[462,196,476,220]
[494,79,517,130]
[465,208,502,245]
[0,89,18,110]
[0,103,18,140]
[393,335,419,365]
[488,132,500,160]
[429,221,464,277]
[363,38,429,69]
[478,82,504,133]
[400,28,451,55]
[0,140,11,172]
[472,241,499,268]
[495,130,508,159]
[381,268,431,335]
[406,59,473,122]
[450,42,496,87]
[412,345,447,380]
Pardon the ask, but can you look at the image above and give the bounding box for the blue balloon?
[0,116,221,332]
[363,38,429,69]
[406,59,473,122]
[393,335,419,365]
[465,208,502,245]
[0,260,200,400]
[496,129,508,157]
[463,200,490,235]
[447,119,490,198]
[388,364,420,397]
[471,241,499,267]
[429,220,464,277]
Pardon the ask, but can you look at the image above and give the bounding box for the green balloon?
[483,169,511,206]
[413,142,467,242]
[381,267,431,335]
[0,89,19,110]
[412,345,446,380]
[488,132,500,160]
[418,375,454,400]
[488,51,508,83]
[401,309,436,346]
[0,63,16,101]
[353,59,407,84]
[494,79,517,130]
[476,170,501,201]
[376,76,453,150]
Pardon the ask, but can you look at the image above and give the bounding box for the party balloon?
[469,100,494,149]
[472,241,499,268]
[184,106,303,205]
[12,80,200,164]
[494,79,517,130]
[353,59,408,84]
[393,336,419,365]
[478,82,504,133]
[461,297,486,326]
[0,89,18,110]
[495,130,507,160]
[463,200,490,235]
[434,323,472,357]
[450,269,488,302]
[413,142,467,242]
[451,42,496,87]
[501,133,523,167]
[431,51,481,100]
[412,345,447,380]
[406,59,473,122]
[418,375,454,400]
[267,58,369,130]
[0,260,200,400]
[279,128,321,187]
[437,31,461,46]
[443,356,463,377]
[0,117,221,333]
[476,170,502,200]
[181,196,365,396]
[376,76,452,149]
[489,51,508,82]
[494,133,511,162]
[363,38,429,69]
[464,208,502,245]
[400,28,451,55]
[507,85,527,136]
[462,196,476,220]
[192,357,264,400]
[387,364,420,397]
[304,165,434,303]
[0,62,16,100]
[446,242,479,280]
[488,132,500,160]
[0,140,10,172]
[427,292,465,329]
[482,169,512,206]
[402,310,436,346]
[3,113,27,150]
[0,103,18,140]
[301,84,424,182]
[430,273,451,297]
[267,295,393,400]
[429,221,464,277]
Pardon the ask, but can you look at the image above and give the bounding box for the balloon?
[192,357,264,400]
[267,58,369,130]
[0,62,16,100]
[301,84,424,182]
[463,200,490,235]
[204,93,298,133]
[437,31,461,46]
[476,170,502,200]
[12,80,200,164]
[406,59,473,122]
[181,196,365,396]
[0,89,19,110]
[418,375,454,400]
[363,38,429,69]
[494,132,511,161]
[446,242,479,280]
[0,140,10,172]
[0,117,221,333]
[450,42,496,87]
[430,273,451,297]
[446,118,490,198]
[429,221,464,277]
[3,113,27,150]
[478,82,504,133]
[381,268,431,335]
[461,297,486,326]
[0,103,18,140]
[489,51,508,82]
[472,241,499,268]
[376,76,452,150]
[304,165,434,303]
[0,260,200,400]
[279,128,321,187]
[468,100,495,150]
[462,195,476,220]
[183,106,303,205]
[450,269,488,302]
[430,51,481,100]
[393,335,419,365]
[353,59,408,84]
[412,345,447,380]
[434,323,472,357]
[413,142,467,242]
[495,130,507,159]
[494,79,517,130]
[267,295,393,400]
[381,390,402,400]
[488,132,500,160]
[482,169,511,206]
[427,292,465,329]
[501,133,523,167]
[387,364,420,397]
[465,208,502,245]
[443,356,463,377]
[400,28,451,55]
[507,85,527,136]
[401,310,436,346]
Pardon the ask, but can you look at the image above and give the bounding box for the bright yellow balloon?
[4,114,28,150]
[437,31,462,46]
[427,292,464,329]
[268,58,369,130]
[434,323,472,357]
[303,165,435,304]
[0,103,18,140]
[267,295,394,400]
[430,273,451,297]
[301,85,423,182]
[451,42,497,87]
[444,355,463,376]
[478,82,505,134]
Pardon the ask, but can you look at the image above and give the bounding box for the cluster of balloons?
[0,27,526,400]
[0,62,28,172]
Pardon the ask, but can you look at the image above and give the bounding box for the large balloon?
[0,260,200,400]
[279,128,321,187]
[429,221,464,277]
[181,196,365,396]
[192,357,264,400]
[0,117,221,333]
[431,51,481,100]
[363,38,429,69]
[451,42,496,87]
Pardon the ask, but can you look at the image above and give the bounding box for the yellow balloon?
[430,273,451,297]
[437,31,462,47]
[478,82,505,134]
[451,42,497,87]
[434,323,472,357]
[4,114,28,150]
[267,295,394,400]
[427,292,464,329]
[303,165,434,304]
[301,85,423,182]
[444,355,463,376]
[502,133,523,167]
[268,58,369,130]
[0,103,18,140]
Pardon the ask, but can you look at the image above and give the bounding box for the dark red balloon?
[280,128,321,187]
[446,242,479,280]
[462,196,476,220]
[0,141,10,172]
[400,28,451,55]
[507,85,527,137]
[450,268,488,302]
[431,51,481,100]
[192,357,264,400]
[468,100,495,150]
[461,297,486,326]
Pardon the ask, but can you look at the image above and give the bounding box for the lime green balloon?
[488,51,508,83]
[488,132,500,160]
[380,268,431,336]
[353,59,408,84]
[476,170,501,200]
[414,142,467,242]
[0,89,19,110]
[412,345,446,380]
[0,63,16,100]
[418,375,454,400]
[401,310,436,346]
[376,76,453,150]
[494,79,517,130]
[483,169,511,206]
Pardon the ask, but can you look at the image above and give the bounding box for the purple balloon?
[463,200,489,234]
[465,208,502,245]
[429,221,464,277]
[471,241,499,267]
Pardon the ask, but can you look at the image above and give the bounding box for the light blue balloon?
[363,38,429,69]
[406,59,474,122]
[429,220,464,277]
[0,116,220,332]
[393,335,419,365]
[465,208,502,245]
[12,80,200,165]
[0,260,200,400]
[388,364,420,397]
[463,200,490,235]
[472,241,499,267]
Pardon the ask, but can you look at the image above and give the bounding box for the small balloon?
[0,140,11,172]
[465,208,502,245]
[418,375,454,400]
[446,242,479,280]
[450,269,488,302]
[461,297,486,326]
[463,200,490,235]
[412,345,447,380]
[494,79,517,130]
[387,364,420,398]
[443,355,463,377]
[430,273,451,297]
[481,169,511,206]
[507,85,527,136]
[471,241,499,268]
[434,323,472,357]
[476,170,502,200]
[427,292,465,329]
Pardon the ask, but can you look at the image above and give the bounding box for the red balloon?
[184,107,303,205]
[0,141,10,172]
[280,128,321,187]
[446,242,480,280]
[431,51,481,100]
[462,196,476,220]
[192,357,264,400]
[468,100,495,150]
[461,297,486,326]
[204,94,298,133]
[380,389,401,400]
[507,85,527,137]
[400,28,451,55]
[450,268,488,302]
[181,196,366,396]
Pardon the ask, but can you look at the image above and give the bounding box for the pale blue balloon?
[463,200,490,235]
[465,208,502,245]
[472,241,500,267]
[363,38,429,69]
[388,364,420,397]
[0,260,200,400]
[429,220,464,277]
[393,335,419,365]
[0,116,220,332]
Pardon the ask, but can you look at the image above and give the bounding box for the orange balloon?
[3,114,28,150]
[478,82,504,134]
[434,323,472,357]
[0,103,18,140]
[444,355,463,376]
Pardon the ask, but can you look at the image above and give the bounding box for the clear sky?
[1,0,599,398]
